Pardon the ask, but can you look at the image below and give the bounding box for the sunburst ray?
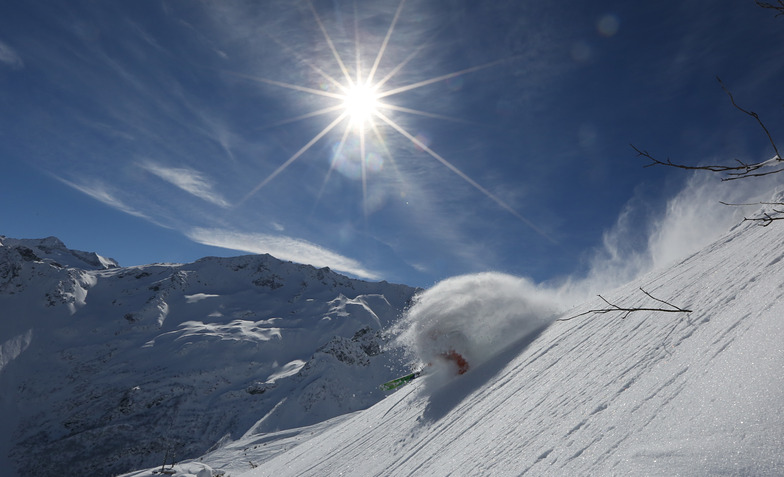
[258,104,345,130]
[260,29,348,93]
[366,0,407,86]
[374,111,553,241]
[229,71,344,100]
[377,58,513,99]
[307,0,354,87]
[377,102,477,125]
[372,24,449,91]
[320,122,353,192]
[240,112,348,205]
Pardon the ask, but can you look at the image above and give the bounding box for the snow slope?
[207,211,784,475]
[0,238,417,476]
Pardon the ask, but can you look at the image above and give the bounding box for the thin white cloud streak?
[187,227,381,280]
[139,161,231,208]
[0,40,23,69]
[54,176,150,220]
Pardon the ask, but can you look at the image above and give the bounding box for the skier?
[439,349,470,375]
[380,328,471,390]
[380,350,469,391]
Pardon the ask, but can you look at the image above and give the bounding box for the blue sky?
[1,0,782,288]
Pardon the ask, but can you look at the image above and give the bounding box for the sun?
[341,83,380,128]
[235,0,548,238]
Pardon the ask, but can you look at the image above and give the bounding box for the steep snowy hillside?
[138,209,784,476]
[0,237,417,477]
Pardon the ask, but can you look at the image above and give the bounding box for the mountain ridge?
[0,236,418,476]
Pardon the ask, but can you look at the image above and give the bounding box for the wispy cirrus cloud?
[0,40,23,69]
[139,161,231,208]
[187,227,381,280]
[54,176,149,220]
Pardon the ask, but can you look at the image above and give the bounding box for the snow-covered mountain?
[125,205,783,476]
[0,236,418,476]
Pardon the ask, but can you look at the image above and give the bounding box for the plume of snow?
[395,272,560,382]
[557,172,782,304]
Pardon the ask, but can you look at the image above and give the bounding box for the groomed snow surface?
[128,212,784,476]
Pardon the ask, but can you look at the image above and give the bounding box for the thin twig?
[558,288,691,322]
[717,76,781,160]
[756,0,784,17]
[746,210,784,226]
[632,79,781,181]
[719,201,784,226]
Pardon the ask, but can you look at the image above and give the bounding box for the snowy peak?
[192,253,412,304]
[0,235,118,270]
[0,235,418,477]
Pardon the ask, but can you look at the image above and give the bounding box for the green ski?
[380,370,422,391]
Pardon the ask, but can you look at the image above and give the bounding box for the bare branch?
[633,79,781,181]
[717,76,781,160]
[558,288,691,322]
[638,287,686,310]
[632,145,769,176]
[745,210,784,226]
[719,200,784,207]
[719,201,784,226]
[722,166,784,181]
[756,0,784,17]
